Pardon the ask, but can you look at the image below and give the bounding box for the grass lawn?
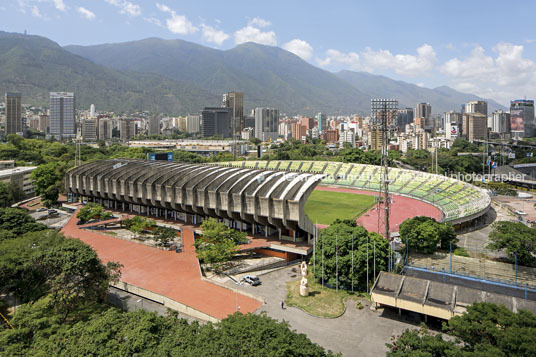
[286,271,368,318]
[305,190,375,225]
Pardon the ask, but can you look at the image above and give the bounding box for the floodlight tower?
[371,99,398,240]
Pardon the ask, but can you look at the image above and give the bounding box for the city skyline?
[2,0,536,106]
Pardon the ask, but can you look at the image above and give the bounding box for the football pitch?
[304,190,376,225]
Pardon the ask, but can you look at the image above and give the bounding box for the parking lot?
[227,265,417,357]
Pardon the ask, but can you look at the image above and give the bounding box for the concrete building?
[491,110,511,135]
[0,164,36,195]
[65,159,323,238]
[38,114,49,134]
[292,123,307,141]
[317,113,326,133]
[81,118,97,142]
[222,92,244,136]
[187,114,201,134]
[301,116,315,130]
[396,108,414,131]
[98,118,113,140]
[416,103,431,121]
[371,99,398,127]
[90,104,96,118]
[120,119,136,142]
[323,129,338,143]
[510,99,535,139]
[462,113,488,142]
[368,126,383,150]
[339,130,355,148]
[278,122,292,140]
[201,107,232,138]
[465,100,488,117]
[445,110,462,140]
[254,108,279,141]
[148,116,160,135]
[5,92,22,135]
[49,92,76,140]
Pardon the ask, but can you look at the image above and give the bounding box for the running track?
[315,186,442,232]
[61,212,262,320]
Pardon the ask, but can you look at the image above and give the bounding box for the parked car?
[36,207,47,212]
[243,275,261,286]
[515,210,527,215]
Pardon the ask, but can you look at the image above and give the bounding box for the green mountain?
[335,70,506,114]
[66,38,371,115]
[0,31,218,113]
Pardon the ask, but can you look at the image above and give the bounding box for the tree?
[122,216,156,238]
[0,181,25,207]
[388,303,536,356]
[399,216,457,254]
[152,227,176,247]
[250,137,262,146]
[313,220,388,290]
[31,162,67,207]
[34,238,122,320]
[0,207,47,237]
[76,203,112,224]
[488,221,536,266]
[194,218,244,271]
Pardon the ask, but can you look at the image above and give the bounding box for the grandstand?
[218,160,491,225]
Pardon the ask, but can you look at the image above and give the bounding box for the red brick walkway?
[61,212,262,320]
[315,186,442,232]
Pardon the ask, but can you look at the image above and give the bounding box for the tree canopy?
[488,221,536,266]
[76,203,112,224]
[387,302,536,356]
[0,207,47,237]
[313,219,388,291]
[399,216,457,254]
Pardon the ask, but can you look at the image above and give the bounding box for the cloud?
[317,44,436,77]
[234,26,276,46]
[201,24,229,46]
[440,42,536,105]
[144,17,163,27]
[248,17,271,28]
[105,0,141,16]
[52,0,65,12]
[31,5,42,18]
[156,3,197,34]
[77,7,95,20]
[282,39,313,61]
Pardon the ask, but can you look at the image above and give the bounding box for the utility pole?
[366,236,369,294]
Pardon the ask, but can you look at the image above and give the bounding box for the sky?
[3,0,536,106]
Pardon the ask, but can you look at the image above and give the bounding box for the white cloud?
[31,5,42,18]
[317,44,436,77]
[156,3,197,34]
[282,39,313,61]
[201,24,229,46]
[105,0,141,16]
[52,0,65,12]
[248,17,271,28]
[317,49,360,68]
[440,43,536,105]
[144,17,163,27]
[234,26,276,46]
[77,7,95,20]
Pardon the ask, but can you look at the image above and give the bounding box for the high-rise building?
[120,119,136,142]
[222,92,244,136]
[371,99,398,127]
[465,100,488,117]
[98,118,113,140]
[445,110,462,140]
[201,107,232,138]
[90,104,96,118]
[49,92,75,140]
[510,99,535,139]
[416,103,432,120]
[148,116,160,135]
[254,108,279,141]
[5,92,22,135]
[317,113,326,133]
[292,123,307,141]
[244,116,255,129]
[38,115,49,134]
[462,113,487,142]
[82,118,97,142]
[187,114,201,133]
[368,127,383,150]
[491,110,511,135]
[396,108,414,131]
[339,130,355,148]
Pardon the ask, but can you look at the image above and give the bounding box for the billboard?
[510,109,524,132]
[148,152,174,161]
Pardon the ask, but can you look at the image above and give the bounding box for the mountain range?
[0,31,505,115]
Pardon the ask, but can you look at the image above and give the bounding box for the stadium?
[65,159,491,256]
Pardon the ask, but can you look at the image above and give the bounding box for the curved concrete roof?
[65,159,324,234]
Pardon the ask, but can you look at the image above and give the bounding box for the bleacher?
[218,160,490,223]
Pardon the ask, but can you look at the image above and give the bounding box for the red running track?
[315,186,442,232]
[61,211,262,320]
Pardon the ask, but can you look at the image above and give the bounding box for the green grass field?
[304,190,375,225]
